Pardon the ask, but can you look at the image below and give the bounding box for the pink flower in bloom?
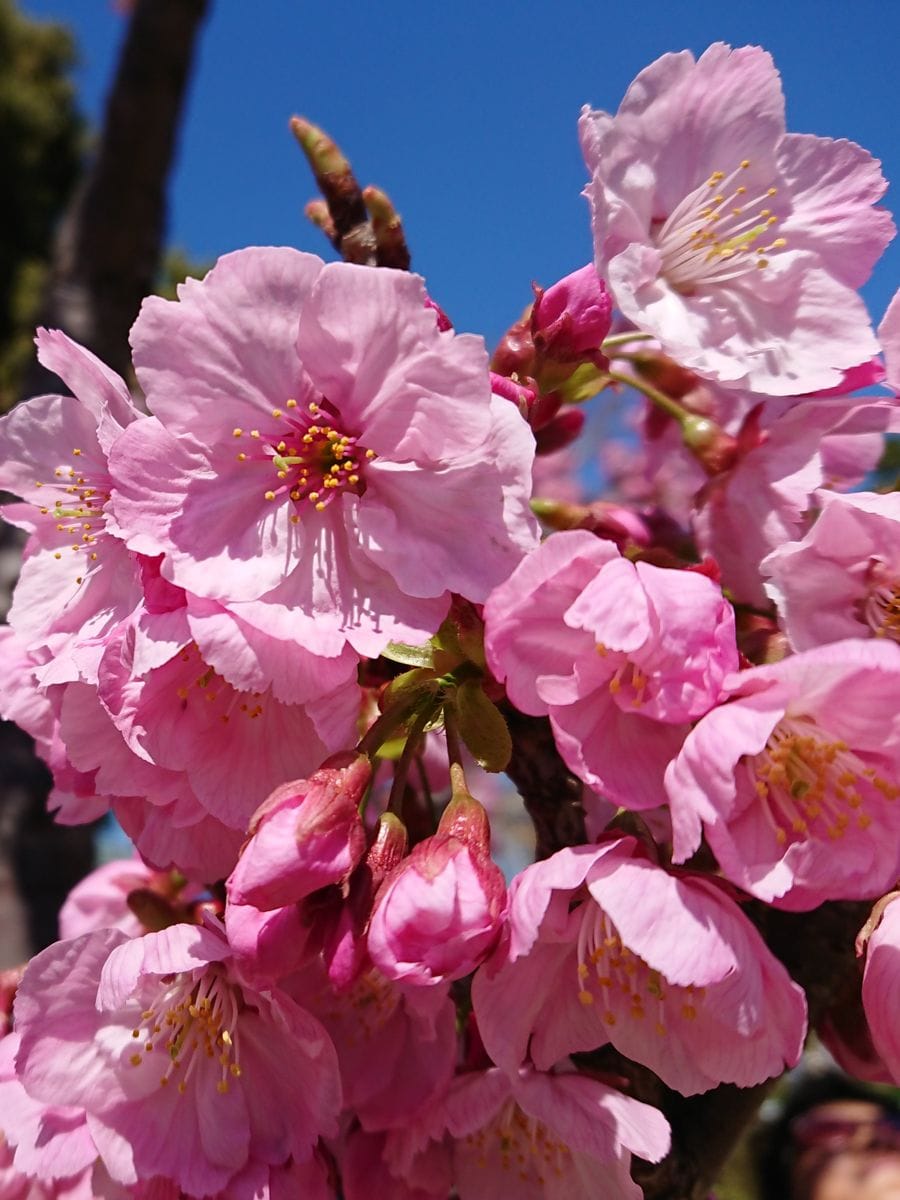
[861,897,900,1083]
[108,249,538,671]
[580,44,892,395]
[484,530,737,808]
[472,838,807,1096]
[13,923,341,1198]
[881,288,900,392]
[665,639,900,909]
[692,395,900,605]
[367,788,507,986]
[0,330,144,686]
[405,1063,670,1200]
[287,959,457,1132]
[92,618,359,837]
[762,490,900,649]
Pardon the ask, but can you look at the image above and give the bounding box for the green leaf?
[455,681,512,773]
[383,640,436,668]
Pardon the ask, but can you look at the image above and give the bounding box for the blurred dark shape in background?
[0,0,210,965]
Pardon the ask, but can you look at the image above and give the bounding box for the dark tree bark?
[22,0,210,396]
[3,0,211,968]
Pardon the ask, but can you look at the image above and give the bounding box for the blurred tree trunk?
[4,0,210,968]
[22,0,210,396]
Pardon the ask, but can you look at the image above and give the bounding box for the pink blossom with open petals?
[484,530,737,808]
[287,959,457,1132]
[108,249,538,675]
[693,396,899,606]
[0,331,144,687]
[472,837,807,1096]
[665,639,900,909]
[861,897,900,1083]
[763,490,900,649]
[421,1063,669,1200]
[580,44,891,395]
[13,923,341,1199]
[93,618,359,835]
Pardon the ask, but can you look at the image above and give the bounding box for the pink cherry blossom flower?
[93,617,359,836]
[0,331,144,686]
[881,288,900,392]
[472,837,807,1096]
[287,959,457,1132]
[398,1063,670,1200]
[484,530,737,808]
[861,896,900,1083]
[13,923,342,1199]
[108,249,538,672]
[693,396,899,605]
[580,44,892,395]
[367,787,507,986]
[665,639,900,909]
[762,490,900,649]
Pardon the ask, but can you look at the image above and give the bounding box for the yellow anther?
[286,398,298,408]
[264,490,276,501]
[232,428,243,438]
[276,441,286,452]
[348,474,359,485]
[236,452,247,462]
[365,448,376,458]
[767,186,777,195]
[54,552,62,560]
[302,434,314,444]
[72,448,82,456]
[740,159,751,168]
[578,990,594,1006]
[130,1053,143,1067]
[249,430,260,439]
[756,259,769,269]
[271,408,282,418]
[315,502,326,512]
[290,514,300,524]
[308,491,320,502]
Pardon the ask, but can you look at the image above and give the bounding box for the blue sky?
[22,0,900,351]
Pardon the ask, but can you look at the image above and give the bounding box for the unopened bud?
[534,407,585,455]
[367,812,409,884]
[681,415,739,475]
[362,185,411,270]
[304,199,337,244]
[491,311,537,379]
[531,265,612,366]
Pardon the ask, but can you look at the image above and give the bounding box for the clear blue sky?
[22,0,900,351]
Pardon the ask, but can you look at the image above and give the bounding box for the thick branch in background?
[21,0,209,397]
[2,0,210,967]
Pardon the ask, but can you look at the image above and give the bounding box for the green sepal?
[454,680,512,773]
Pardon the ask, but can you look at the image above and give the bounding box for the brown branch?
[501,707,586,857]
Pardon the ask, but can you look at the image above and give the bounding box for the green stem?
[605,369,690,426]
[601,331,655,351]
[356,695,421,759]
[386,706,433,815]
[443,703,468,797]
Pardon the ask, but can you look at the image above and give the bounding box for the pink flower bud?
[368,793,506,986]
[534,407,585,455]
[531,265,612,364]
[227,752,370,910]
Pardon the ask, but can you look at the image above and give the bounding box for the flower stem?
[604,369,690,426]
[386,706,433,816]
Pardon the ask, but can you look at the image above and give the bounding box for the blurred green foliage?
[0,0,84,410]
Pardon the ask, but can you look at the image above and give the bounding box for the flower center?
[653,160,786,293]
[750,715,898,847]
[466,1099,572,1183]
[232,398,375,521]
[574,902,703,1035]
[174,643,265,725]
[128,965,241,1096]
[862,578,900,642]
[34,446,108,584]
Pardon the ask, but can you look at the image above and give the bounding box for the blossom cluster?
[0,41,899,1200]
